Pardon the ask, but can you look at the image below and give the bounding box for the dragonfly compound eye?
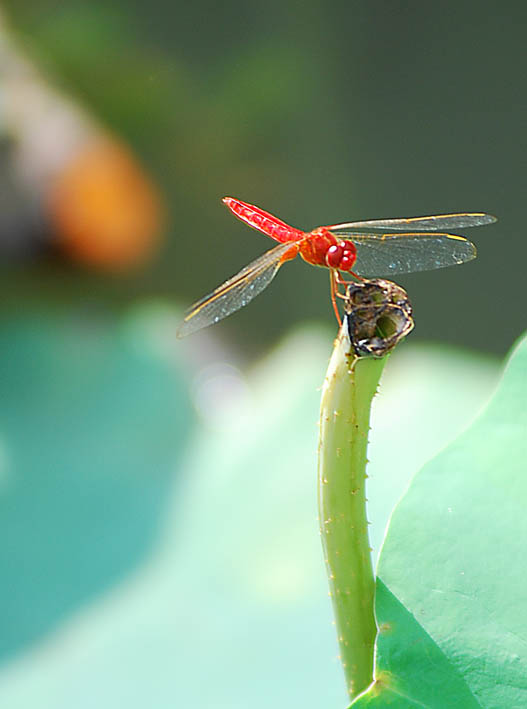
[338,242,357,271]
[326,244,344,268]
[339,254,354,271]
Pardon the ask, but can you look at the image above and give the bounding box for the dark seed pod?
[344,279,414,358]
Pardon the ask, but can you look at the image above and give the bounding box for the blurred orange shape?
[48,138,163,269]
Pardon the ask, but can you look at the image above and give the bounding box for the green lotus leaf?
[352,333,527,708]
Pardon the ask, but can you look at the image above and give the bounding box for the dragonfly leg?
[329,270,342,326]
[334,270,362,285]
[333,270,361,301]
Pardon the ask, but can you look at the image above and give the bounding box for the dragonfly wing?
[177,241,297,337]
[328,213,497,232]
[345,232,477,278]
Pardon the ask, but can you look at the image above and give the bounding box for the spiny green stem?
[318,326,387,701]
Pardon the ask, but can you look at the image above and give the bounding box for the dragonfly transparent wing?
[177,241,298,337]
[328,213,496,232]
[342,232,477,278]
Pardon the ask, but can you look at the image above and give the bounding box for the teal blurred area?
[0,323,499,707]
[0,305,193,660]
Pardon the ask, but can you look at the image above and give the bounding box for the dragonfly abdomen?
[223,196,304,243]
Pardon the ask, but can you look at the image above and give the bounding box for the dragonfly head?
[325,239,357,272]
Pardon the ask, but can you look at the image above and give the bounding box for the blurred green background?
[1,0,525,354]
[0,1,523,706]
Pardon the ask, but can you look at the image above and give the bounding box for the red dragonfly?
[178,197,496,337]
